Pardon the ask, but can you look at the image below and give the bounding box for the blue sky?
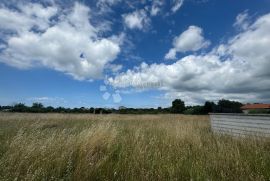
[0,0,270,108]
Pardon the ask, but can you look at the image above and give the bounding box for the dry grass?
[0,113,270,180]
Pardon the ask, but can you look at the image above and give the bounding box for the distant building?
[241,104,270,114]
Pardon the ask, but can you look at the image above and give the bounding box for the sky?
[0,0,270,108]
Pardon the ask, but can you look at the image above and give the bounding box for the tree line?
[0,99,243,114]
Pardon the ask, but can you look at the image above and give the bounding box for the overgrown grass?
[0,113,270,180]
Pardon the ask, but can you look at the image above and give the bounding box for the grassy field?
[0,113,270,180]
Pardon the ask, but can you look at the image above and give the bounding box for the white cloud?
[150,0,163,16]
[0,3,57,33]
[0,2,121,80]
[106,64,123,73]
[234,10,250,30]
[163,91,260,106]
[151,6,160,16]
[27,97,67,106]
[97,0,121,6]
[123,9,150,30]
[164,48,177,59]
[30,97,51,101]
[96,0,122,13]
[171,0,184,13]
[165,25,210,59]
[109,13,270,104]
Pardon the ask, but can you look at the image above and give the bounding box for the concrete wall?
[210,113,270,137]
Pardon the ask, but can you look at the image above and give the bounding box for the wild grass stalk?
[0,113,269,180]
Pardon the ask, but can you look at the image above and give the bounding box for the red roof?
[241,104,270,110]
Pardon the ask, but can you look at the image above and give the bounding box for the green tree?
[32,102,44,109]
[171,99,185,113]
[13,103,28,112]
[217,99,243,113]
[31,102,44,113]
[203,101,216,114]
[45,106,55,113]
[183,106,204,115]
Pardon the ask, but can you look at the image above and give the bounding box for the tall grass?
[0,113,270,180]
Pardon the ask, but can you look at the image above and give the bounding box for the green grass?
[0,113,270,180]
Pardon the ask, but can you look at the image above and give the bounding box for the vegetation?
[248,109,270,114]
[0,99,244,114]
[183,105,205,115]
[0,113,269,180]
[171,99,185,113]
[214,99,243,113]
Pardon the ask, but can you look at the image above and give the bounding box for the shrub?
[248,109,270,114]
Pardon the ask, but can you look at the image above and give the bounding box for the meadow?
[0,113,270,180]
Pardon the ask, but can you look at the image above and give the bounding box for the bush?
[12,103,28,112]
[183,106,205,115]
[248,109,270,114]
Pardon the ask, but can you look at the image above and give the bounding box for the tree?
[171,99,185,113]
[32,102,44,109]
[203,101,216,114]
[45,106,55,113]
[183,106,204,115]
[89,107,95,113]
[216,99,243,113]
[12,103,28,112]
[30,102,44,113]
[55,107,66,113]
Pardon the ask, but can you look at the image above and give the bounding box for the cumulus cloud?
[234,10,250,31]
[109,13,270,104]
[105,64,123,73]
[123,9,150,30]
[0,2,121,80]
[164,48,177,60]
[171,0,184,13]
[165,25,210,59]
[0,3,57,33]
